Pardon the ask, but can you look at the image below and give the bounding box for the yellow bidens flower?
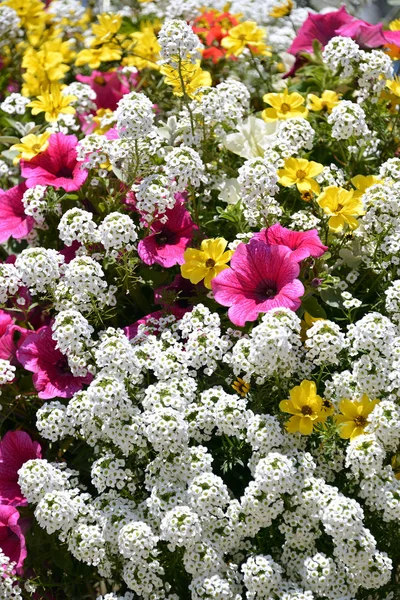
[307,90,341,113]
[124,25,161,70]
[262,88,308,122]
[386,78,400,97]
[279,380,326,435]
[4,0,46,30]
[28,84,76,122]
[220,21,269,57]
[278,158,324,194]
[269,0,293,18]
[161,61,212,99]
[336,395,379,440]
[351,174,382,199]
[232,378,250,397]
[317,186,364,232]
[181,238,233,289]
[10,132,51,164]
[75,46,121,69]
[91,13,122,44]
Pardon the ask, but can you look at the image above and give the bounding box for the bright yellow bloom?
[307,90,341,113]
[28,84,76,122]
[232,378,250,397]
[92,109,115,135]
[336,395,379,439]
[278,158,323,194]
[10,132,50,164]
[386,78,400,97]
[351,174,382,199]
[124,26,161,70]
[279,380,326,435]
[317,186,364,232]
[3,0,46,30]
[389,19,400,31]
[161,61,212,99]
[262,88,308,122]
[21,39,74,97]
[269,0,293,18]
[75,45,121,69]
[221,21,269,57]
[181,238,233,289]
[92,13,122,44]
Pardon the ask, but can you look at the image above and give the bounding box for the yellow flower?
[269,0,293,18]
[232,377,250,397]
[336,395,379,439]
[386,78,400,97]
[28,84,76,122]
[181,238,233,289]
[389,19,400,31]
[221,21,269,57]
[301,190,315,203]
[92,108,115,135]
[300,312,326,342]
[262,88,308,122]
[278,157,323,194]
[75,45,122,69]
[124,26,161,70]
[317,186,364,232]
[351,174,382,199]
[92,13,122,44]
[279,380,326,435]
[4,0,46,30]
[161,61,212,99]
[10,132,51,164]
[307,90,341,113]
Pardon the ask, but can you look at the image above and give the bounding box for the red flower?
[193,10,239,63]
[21,133,88,192]
[0,183,34,243]
[17,326,92,399]
[0,431,41,507]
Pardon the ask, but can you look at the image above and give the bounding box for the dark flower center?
[56,166,74,178]
[336,203,344,211]
[280,103,291,113]
[94,75,106,85]
[206,258,216,268]
[353,415,367,427]
[301,405,313,416]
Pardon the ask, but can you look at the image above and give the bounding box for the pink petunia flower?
[76,68,134,111]
[21,133,88,192]
[0,183,34,243]
[0,505,27,573]
[212,240,304,327]
[0,310,28,365]
[16,326,92,399]
[138,201,198,268]
[0,431,41,507]
[124,307,190,340]
[253,223,327,263]
[288,6,354,56]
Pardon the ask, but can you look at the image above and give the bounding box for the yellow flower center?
[205,258,216,268]
[353,415,367,427]
[301,405,313,416]
[296,169,307,180]
[31,143,43,152]
[280,102,291,113]
[94,75,106,85]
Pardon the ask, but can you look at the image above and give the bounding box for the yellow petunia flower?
[335,394,379,440]
[278,157,323,194]
[232,377,250,397]
[28,84,76,122]
[92,13,122,44]
[262,88,308,122]
[317,186,364,232]
[161,61,212,99]
[307,90,341,113]
[351,174,382,199]
[221,21,269,57]
[181,238,233,289]
[279,380,326,435]
[10,132,51,164]
[269,0,293,18]
[75,45,122,69]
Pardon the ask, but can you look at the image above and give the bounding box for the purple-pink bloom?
[0,310,28,365]
[16,326,92,399]
[0,431,41,507]
[21,133,88,192]
[253,223,327,263]
[0,505,27,573]
[124,307,190,340]
[288,6,354,55]
[76,68,134,111]
[212,240,304,327]
[138,201,198,268]
[0,183,34,243]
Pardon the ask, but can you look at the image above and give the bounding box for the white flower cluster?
[58,207,99,246]
[115,91,155,140]
[22,185,50,227]
[195,79,250,134]
[62,82,97,114]
[0,5,20,48]
[158,19,202,66]
[275,118,315,157]
[98,212,138,256]
[327,100,370,143]
[0,359,16,387]
[305,320,347,366]
[322,36,360,78]
[15,247,64,294]
[0,263,21,304]
[0,550,23,599]
[0,92,30,115]
[237,156,281,226]
[357,50,392,103]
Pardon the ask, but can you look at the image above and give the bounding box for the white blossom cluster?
[237,156,281,226]
[0,93,30,115]
[158,19,202,66]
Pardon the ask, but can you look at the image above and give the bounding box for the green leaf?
[119,16,136,35]
[0,136,20,145]
[320,287,344,309]
[302,295,327,318]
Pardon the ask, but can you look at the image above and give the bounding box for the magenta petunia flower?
[252,223,327,263]
[16,326,92,399]
[0,310,28,365]
[21,133,88,192]
[124,307,190,340]
[0,505,27,573]
[138,201,198,268]
[0,183,34,243]
[76,68,134,111]
[0,431,41,507]
[212,240,304,327]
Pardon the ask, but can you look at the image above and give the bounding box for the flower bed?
[0,0,400,598]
